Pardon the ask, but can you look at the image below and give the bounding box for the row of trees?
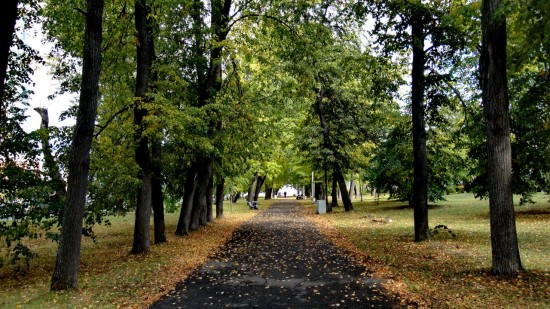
[1,0,547,289]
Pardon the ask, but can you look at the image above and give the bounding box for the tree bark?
[349,178,357,199]
[231,192,240,203]
[0,0,18,107]
[51,0,104,290]
[215,178,224,218]
[131,171,151,254]
[206,175,213,223]
[151,140,166,244]
[131,0,155,254]
[247,174,258,203]
[315,182,323,200]
[331,172,338,210]
[34,107,67,219]
[411,12,430,242]
[359,179,363,202]
[191,158,213,230]
[175,166,197,236]
[265,184,273,200]
[253,175,265,202]
[481,0,522,275]
[334,163,353,211]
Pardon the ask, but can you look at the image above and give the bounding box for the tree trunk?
[411,12,430,242]
[34,107,67,219]
[247,174,257,202]
[0,0,18,107]
[481,0,522,275]
[334,163,353,211]
[151,140,166,244]
[51,0,104,290]
[215,178,224,218]
[331,172,338,209]
[175,166,197,236]
[359,178,363,202]
[131,0,155,254]
[315,182,325,200]
[349,178,356,199]
[191,157,213,230]
[231,192,240,203]
[206,175,213,223]
[265,184,273,200]
[253,175,265,202]
[132,171,152,254]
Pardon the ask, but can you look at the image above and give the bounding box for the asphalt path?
[151,200,406,308]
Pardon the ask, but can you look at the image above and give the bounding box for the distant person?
[284,191,287,198]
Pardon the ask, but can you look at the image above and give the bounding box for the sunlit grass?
[0,199,271,308]
[314,193,550,308]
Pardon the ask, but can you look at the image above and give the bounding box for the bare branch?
[74,7,87,16]
[94,105,131,138]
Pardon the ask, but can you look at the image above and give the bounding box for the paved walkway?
[151,201,405,308]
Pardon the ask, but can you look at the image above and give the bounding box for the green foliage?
[466,0,550,204]
[0,1,56,269]
[366,108,469,204]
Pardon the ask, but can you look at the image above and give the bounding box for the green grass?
[0,199,270,308]
[319,193,550,308]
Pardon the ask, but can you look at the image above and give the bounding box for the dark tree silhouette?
[51,0,104,290]
[480,0,522,275]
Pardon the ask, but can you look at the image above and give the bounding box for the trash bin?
[316,200,326,214]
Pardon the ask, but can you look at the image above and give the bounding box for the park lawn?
[0,199,269,308]
[313,193,550,308]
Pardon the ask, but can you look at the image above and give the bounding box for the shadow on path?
[151,201,405,308]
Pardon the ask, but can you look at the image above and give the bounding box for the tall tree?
[131,0,155,254]
[358,0,475,241]
[34,107,67,219]
[410,9,429,241]
[51,0,104,290]
[314,80,353,211]
[480,0,522,275]
[175,0,232,234]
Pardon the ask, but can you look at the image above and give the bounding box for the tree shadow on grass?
[515,206,550,218]
[375,203,447,211]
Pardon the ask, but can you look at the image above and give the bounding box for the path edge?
[300,201,426,308]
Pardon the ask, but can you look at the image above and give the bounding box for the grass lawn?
[0,199,271,308]
[312,193,550,308]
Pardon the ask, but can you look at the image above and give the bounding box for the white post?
[311,171,315,201]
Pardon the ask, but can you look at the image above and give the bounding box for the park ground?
[0,193,549,308]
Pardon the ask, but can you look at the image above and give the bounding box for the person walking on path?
[152,201,406,308]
